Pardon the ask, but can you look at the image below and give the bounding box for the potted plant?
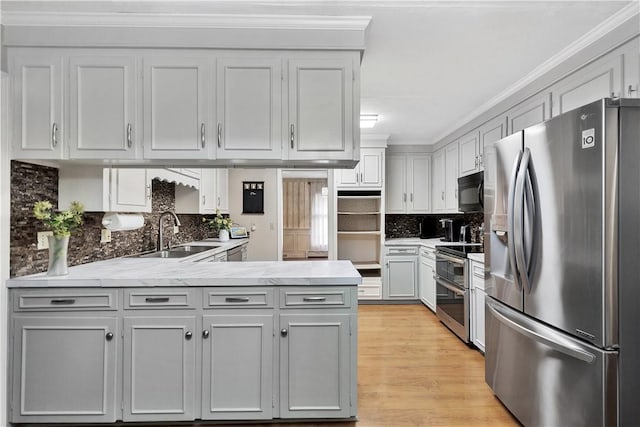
[204,209,233,241]
[33,200,84,276]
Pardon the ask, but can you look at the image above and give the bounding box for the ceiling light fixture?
[360,114,379,129]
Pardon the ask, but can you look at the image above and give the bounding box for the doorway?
[281,170,329,261]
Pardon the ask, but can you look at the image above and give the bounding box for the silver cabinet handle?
[51,122,58,147]
[629,85,638,96]
[106,332,114,341]
[145,297,170,303]
[200,123,206,148]
[280,328,288,337]
[50,298,75,305]
[303,296,326,302]
[185,331,193,340]
[225,296,250,303]
[290,124,295,149]
[217,196,220,207]
[475,155,478,167]
[202,195,206,206]
[217,123,221,148]
[403,193,407,202]
[360,172,364,183]
[441,191,444,200]
[410,193,413,202]
[455,188,458,199]
[202,330,210,338]
[126,123,132,148]
[145,184,151,200]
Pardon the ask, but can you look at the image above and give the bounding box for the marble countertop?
[8,239,361,288]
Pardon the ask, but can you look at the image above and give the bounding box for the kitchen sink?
[135,244,221,258]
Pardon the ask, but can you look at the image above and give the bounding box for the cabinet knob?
[105,332,114,341]
[280,328,288,337]
[202,330,210,339]
[185,331,193,340]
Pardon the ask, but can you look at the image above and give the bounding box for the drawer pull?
[144,297,170,303]
[225,297,250,303]
[50,299,76,305]
[303,296,326,302]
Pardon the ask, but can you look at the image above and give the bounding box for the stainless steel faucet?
[158,211,182,251]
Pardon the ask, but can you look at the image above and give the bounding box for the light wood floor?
[227,304,520,427]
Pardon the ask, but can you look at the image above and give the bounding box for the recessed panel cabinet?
[336,148,384,188]
[386,154,430,213]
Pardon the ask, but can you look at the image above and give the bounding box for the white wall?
[228,169,279,261]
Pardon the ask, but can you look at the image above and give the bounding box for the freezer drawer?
[485,298,617,427]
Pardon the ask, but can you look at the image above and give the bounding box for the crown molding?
[1,11,371,31]
[431,1,639,146]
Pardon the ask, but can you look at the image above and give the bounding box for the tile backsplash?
[385,213,485,243]
[10,161,211,277]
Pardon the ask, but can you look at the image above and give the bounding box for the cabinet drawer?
[420,247,436,259]
[13,289,118,311]
[357,285,382,299]
[472,262,485,279]
[204,288,274,308]
[280,288,351,308]
[124,289,197,309]
[385,246,419,256]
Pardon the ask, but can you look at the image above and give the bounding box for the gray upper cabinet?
[279,313,352,418]
[68,55,138,159]
[507,91,551,135]
[444,143,459,211]
[123,315,197,422]
[201,314,273,420]
[431,148,445,212]
[287,54,355,161]
[386,153,430,213]
[143,56,212,159]
[216,56,283,159]
[11,315,119,423]
[10,51,64,159]
[337,148,384,188]
[458,130,481,177]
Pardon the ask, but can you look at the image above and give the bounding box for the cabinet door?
[384,257,417,299]
[200,169,218,214]
[444,143,459,212]
[110,169,151,212]
[215,169,229,213]
[279,313,351,418]
[473,289,486,352]
[507,91,551,135]
[478,115,506,176]
[123,316,197,422]
[288,56,354,161]
[143,56,211,159]
[360,148,383,187]
[420,259,436,312]
[11,316,118,423]
[11,52,64,159]
[202,314,273,420]
[551,49,623,117]
[336,166,359,188]
[216,57,282,159]
[68,55,138,159]
[386,155,407,213]
[432,148,446,212]
[407,155,430,213]
[458,131,480,177]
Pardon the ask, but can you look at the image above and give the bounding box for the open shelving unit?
[337,190,383,299]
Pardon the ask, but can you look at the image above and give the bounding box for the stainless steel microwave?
[457,171,483,212]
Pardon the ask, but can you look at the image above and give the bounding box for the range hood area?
[4,13,370,169]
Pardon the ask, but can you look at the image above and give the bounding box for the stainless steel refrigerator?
[484,98,640,427]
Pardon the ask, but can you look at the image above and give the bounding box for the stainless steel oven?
[435,245,479,343]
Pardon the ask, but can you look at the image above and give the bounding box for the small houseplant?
[33,200,84,276]
[204,209,233,241]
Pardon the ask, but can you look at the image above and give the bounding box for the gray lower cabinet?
[122,316,197,422]
[11,315,119,423]
[279,313,351,418]
[383,245,418,300]
[201,314,273,420]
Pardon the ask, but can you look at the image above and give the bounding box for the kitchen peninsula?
[6,256,359,424]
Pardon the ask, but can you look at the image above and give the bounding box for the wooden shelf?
[337,195,381,199]
[352,262,382,270]
[337,231,381,235]
[337,211,380,215]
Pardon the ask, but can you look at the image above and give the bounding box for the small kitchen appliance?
[439,218,462,242]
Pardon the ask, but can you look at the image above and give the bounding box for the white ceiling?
[2,0,633,145]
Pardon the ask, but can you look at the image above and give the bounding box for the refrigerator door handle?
[507,150,523,291]
[514,148,532,294]
[487,299,596,363]
[523,168,536,276]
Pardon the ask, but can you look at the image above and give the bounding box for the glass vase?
[47,235,69,276]
[218,229,230,242]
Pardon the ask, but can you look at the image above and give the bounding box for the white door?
[385,155,407,213]
[287,56,353,161]
[336,166,359,188]
[200,169,218,214]
[444,143,459,212]
[432,149,445,212]
[215,169,229,213]
[11,52,64,159]
[407,155,430,213]
[68,55,138,159]
[110,169,151,212]
[384,257,417,299]
[143,56,211,159]
[359,149,383,187]
[216,57,282,159]
[458,131,479,177]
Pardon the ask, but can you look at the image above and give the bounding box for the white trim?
[276,169,283,261]
[1,11,372,31]
[432,1,640,146]
[1,71,10,427]
[361,134,390,148]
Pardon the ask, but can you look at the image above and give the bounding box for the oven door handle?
[436,277,465,296]
[436,253,466,265]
